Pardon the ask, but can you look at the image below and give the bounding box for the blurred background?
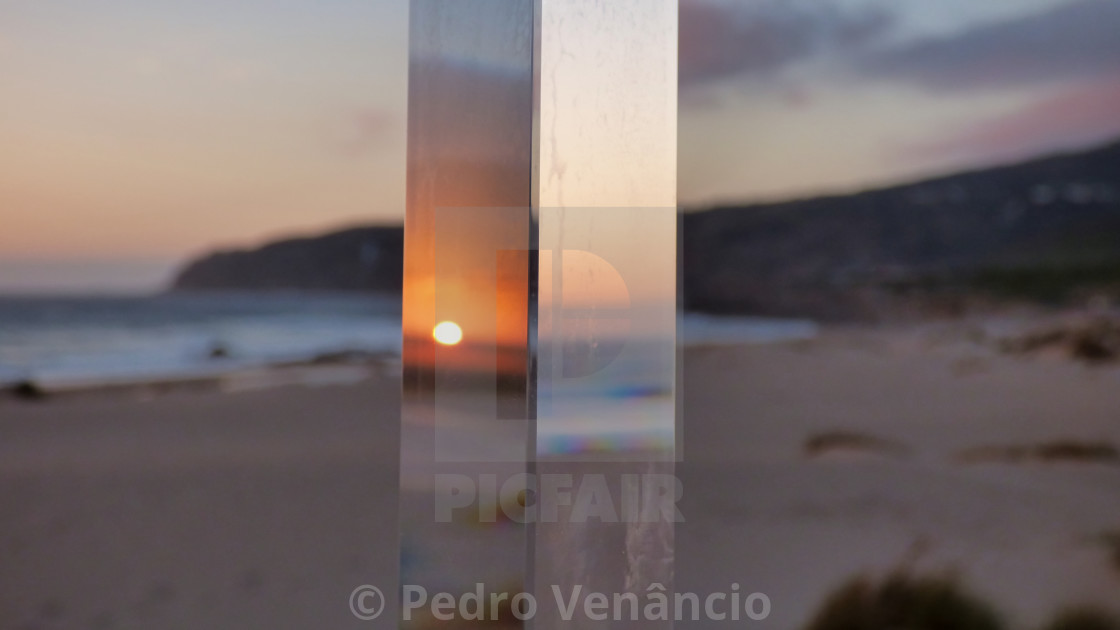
[2,0,1120,628]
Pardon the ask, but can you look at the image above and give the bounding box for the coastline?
[0,351,399,404]
[1,311,815,402]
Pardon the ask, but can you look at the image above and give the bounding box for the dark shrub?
[1042,607,1120,630]
[803,571,1003,630]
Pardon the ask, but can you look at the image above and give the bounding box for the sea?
[0,293,816,390]
[0,293,401,389]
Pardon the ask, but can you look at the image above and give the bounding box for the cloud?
[860,0,1120,91]
[679,0,892,87]
[899,80,1120,166]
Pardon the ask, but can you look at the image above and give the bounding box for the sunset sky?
[2,0,1119,292]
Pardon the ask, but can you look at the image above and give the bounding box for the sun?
[432,321,463,346]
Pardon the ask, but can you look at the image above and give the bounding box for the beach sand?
[0,378,401,630]
[2,325,1119,629]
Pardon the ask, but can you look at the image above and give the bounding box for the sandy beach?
[3,324,1120,629]
[0,376,402,630]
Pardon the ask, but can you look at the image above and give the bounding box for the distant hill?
[172,226,403,294]
[684,138,1120,319]
[172,139,1120,319]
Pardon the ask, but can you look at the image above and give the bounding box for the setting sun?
[432,321,463,346]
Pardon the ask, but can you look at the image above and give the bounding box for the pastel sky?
[2,0,1119,292]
